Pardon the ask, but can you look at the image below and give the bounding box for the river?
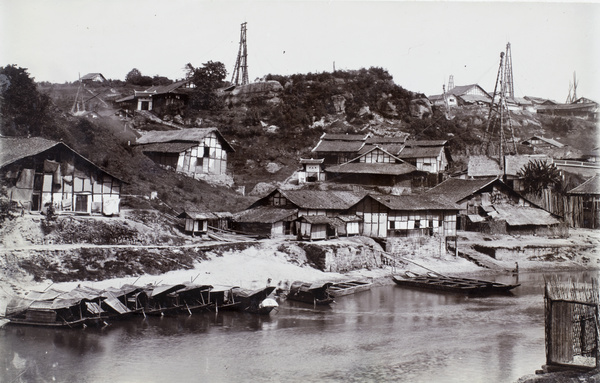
[0,270,597,383]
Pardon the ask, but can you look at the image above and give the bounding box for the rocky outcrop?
[223,81,283,106]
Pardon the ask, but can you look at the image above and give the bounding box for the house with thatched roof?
[0,136,124,215]
[427,176,565,236]
[135,128,234,180]
[567,174,600,229]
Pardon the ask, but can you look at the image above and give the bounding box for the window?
[203,146,210,158]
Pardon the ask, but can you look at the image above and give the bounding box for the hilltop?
[6,65,599,210]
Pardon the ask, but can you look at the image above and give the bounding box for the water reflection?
[0,271,593,383]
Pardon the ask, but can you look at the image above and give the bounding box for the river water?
[1,270,597,383]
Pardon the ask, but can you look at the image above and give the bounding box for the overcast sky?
[2,1,599,102]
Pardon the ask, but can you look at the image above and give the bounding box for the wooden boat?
[391,271,520,295]
[3,287,109,328]
[286,281,335,305]
[231,286,278,315]
[174,284,214,314]
[201,285,242,311]
[328,280,373,297]
[138,284,187,316]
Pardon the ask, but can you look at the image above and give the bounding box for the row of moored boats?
[0,280,373,328]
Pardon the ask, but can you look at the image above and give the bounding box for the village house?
[398,140,451,174]
[115,80,194,115]
[80,73,106,85]
[536,97,598,121]
[521,136,564,151]
[427,176,565,236]
[324,146,426,194]
[467,154,554,192]
[297,158,326,184]
[567,174,600,229]
[349,193,458,239]
[232,189,366,237]
[429,84,492,107]
[135,128,234,182]
[310,133,370,165]
[0,137,124,215]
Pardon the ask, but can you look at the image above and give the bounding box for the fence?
[544,277,599,370]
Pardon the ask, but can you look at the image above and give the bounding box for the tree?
[125,68,142,84]
[518,159,563,196]
[0,65,50,136]
[186,61,227,111]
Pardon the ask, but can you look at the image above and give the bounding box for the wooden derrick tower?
[484,43,518,167]
[231,22,249,86]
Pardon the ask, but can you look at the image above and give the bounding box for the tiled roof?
[300,158,324,164]
[0,136,124,181]
[137,80,191,96]
[139,142,197,153]
[427,177,498,203]
[326,162,419,176]
[177,210,218,220]
[568,175,600,195]
[312,140,364,153]
[233,206,298,223]
[321,133,369,141]
[505,155,552,176]
[468,156,502,177]
[281,190,367,210]
[358,144,404,156]
[398,146,443,159]
[366,135,409,144]
[135,128,234,152]
[404,140,447,147]
[493,204,560,226]
[0,136,59,168]
[521,136,564,148]
[368,194,460,211]
[297,215,335,224]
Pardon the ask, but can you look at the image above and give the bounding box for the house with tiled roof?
[80,73,106,85]
[398,140,451,174]
[298,158,325,184]
[234,188,367,237]
[349,193,459,240]
[467,154,554,192]
[325,146,426,193]
[135,128,234,181]
[567,175,600,229]
[310,133,370,165]
[115,80,194,115]
[427,177,565,236]
[0,136,124,215]
[429,84,492,107]
[521,136,565,152]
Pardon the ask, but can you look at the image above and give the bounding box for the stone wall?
[385,234,447,258]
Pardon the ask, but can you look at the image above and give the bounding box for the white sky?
[2,1,599,102]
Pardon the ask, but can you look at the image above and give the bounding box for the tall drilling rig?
[231,22,249,86]
[483,42,518,167]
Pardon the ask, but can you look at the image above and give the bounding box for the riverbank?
[1,228,598,316]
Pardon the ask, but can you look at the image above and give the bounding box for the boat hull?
[392,273,519,295]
